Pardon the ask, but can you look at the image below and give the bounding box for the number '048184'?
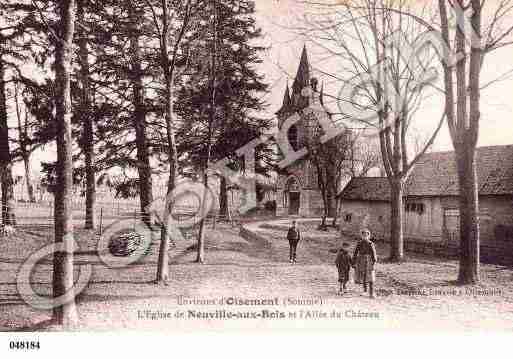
[9,341,40,350]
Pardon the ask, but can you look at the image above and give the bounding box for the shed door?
[443,209,460,242]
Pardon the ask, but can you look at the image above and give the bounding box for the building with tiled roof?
[336,145,513,264]
[337,177,391,202]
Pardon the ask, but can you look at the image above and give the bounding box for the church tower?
[276,46,334,217]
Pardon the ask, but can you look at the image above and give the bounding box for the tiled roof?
[337,177,391,201]
[338,145,513,200]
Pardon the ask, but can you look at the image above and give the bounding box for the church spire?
[292,45,310,95]
[282,83,291,108]
[276,82,291,115]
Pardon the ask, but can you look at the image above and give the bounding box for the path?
[1,220,512,331]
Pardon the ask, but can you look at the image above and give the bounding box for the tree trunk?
[196,173,209,264]
[78,0,96,229]
[320,188,328,229]
[314,162,328,228]
[156,216,171,283]
[128,4,153,226]
[326,186,336,219]
[196,223,206,263]
[156,79,177,283]
[331,198,339,227]
[325,168,336,219]
[196,0,217,264]
[23,154,36,203]
[389,179,405,262]
[53,0,78,327]
[156,0,180,283]
[0,59,15,225]
[219,175,228,217]
[156,150,177,283]
[455,146,480,284]
[156,138,176,284]
[0,167,15,225]
[321,211,327,228]
[195,120,214,264]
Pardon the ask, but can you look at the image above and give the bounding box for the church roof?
[276,46,331,121]
[292,46,311,96]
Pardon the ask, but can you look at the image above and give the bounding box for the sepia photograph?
[0,0,512,343]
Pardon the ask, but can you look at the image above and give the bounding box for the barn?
[337,145,513,264]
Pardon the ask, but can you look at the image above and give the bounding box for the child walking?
[353,228,378,298]
[335,243,352,295]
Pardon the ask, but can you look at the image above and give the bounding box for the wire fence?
[0,201,242,238]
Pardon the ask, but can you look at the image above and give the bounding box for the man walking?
[287,220,301,264]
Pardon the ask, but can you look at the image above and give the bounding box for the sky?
[253,0,513,153]
[10,0,513,177]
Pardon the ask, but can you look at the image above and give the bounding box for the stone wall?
[338,200,391,241]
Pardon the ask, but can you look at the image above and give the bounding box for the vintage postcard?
[1,0,513,343]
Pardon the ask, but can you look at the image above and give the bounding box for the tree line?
[0,0,273,326]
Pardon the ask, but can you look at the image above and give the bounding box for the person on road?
[335,242,352,295]
[353,228,378,298]
[287,220,301,264]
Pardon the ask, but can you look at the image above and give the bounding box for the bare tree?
[436,0,513,283]
[348,133,381,178]
[144,0,198,280]
[299,0,445,261]
[381,0,513,282]
[195,0,217,264]
[53,0,78,326]
[305,126,351,229]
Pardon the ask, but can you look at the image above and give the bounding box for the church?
[275,47,339,217]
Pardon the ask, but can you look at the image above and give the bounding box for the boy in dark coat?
[286,220,301,263]
[335,242,352,295]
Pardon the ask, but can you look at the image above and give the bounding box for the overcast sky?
[12,0,513,176]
